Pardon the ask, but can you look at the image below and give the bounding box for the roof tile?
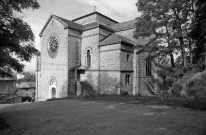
[111,19,137,32]
[99,34,136,46]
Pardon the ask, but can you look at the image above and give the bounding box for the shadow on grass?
[0,115,10,131]
[48,94,206,111]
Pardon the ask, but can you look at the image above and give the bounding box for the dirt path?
[0,99,206,135]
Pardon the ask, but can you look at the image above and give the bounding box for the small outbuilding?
[17,82,36,101]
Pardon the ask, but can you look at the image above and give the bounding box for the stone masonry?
[36,12,155,101]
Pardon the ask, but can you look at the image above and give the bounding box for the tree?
[0,0,40,76]
[134,0,196,69]
[17,72,36,83]
[190,0,206,64]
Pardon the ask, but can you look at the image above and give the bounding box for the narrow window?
[87,50,91,68]
[146,56,152,76]
[127,54,130,61]
[125,74,130,85]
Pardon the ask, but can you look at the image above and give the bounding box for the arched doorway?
[49,77,57,99]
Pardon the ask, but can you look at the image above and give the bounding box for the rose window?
[48,36,59,58]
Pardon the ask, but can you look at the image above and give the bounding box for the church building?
[36,11,155,101]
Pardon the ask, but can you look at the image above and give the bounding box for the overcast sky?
[22,0,140,72]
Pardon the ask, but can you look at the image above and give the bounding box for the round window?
[48,36,59,58]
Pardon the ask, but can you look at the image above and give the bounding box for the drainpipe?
[98,28,101,94]
[98,43,101,94]
[133,49,137,95]
[35,55,39,102]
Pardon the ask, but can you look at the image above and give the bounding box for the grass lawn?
[0,99,206,135]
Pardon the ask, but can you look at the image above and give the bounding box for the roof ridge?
[111,19,137,32]
[99,33,135,46]
[39,14,82,36]
[72,11,118,23]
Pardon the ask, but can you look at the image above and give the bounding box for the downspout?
[35,55,39,102]
[98,28,101,94]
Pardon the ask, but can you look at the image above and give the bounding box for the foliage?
[135,0,198,69]
[185,71,206,99]
[22,96,32,102]
[17,72,36,83]
[135,0,206,99]
[120,91,128,96]
[190,0,206,64]
[80,81,96,96]
[0,0,40,75]
[171,81,183,97]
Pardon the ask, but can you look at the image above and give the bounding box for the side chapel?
[36,11,156,101]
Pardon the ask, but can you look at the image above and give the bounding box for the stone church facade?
[36,12,155,101]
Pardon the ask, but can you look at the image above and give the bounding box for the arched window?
[146,56,152,76]
[125,74,130,85]
[50,77,57,99]
[127,54,130,61]
[86,50,91,68]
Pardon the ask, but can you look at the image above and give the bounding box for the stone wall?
[100,71,120,94]
[116,28,156,96]
[67,29,81,95]
[38,18,80,101]
[120,72,133,94]
[81,28,100,69]
[120,45,133,71]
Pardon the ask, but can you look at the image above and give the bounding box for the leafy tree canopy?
[190,0,206,64]
[135,0,198,70]
[17,72,36,83]
[0,0,40,77]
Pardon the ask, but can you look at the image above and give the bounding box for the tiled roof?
[111,19,137,32]
[0,68,13,78]
[83,22,114,32]
[39,14,82,36]
[73,11,118,23]
[99,34,136,46]
[53,15,82,30]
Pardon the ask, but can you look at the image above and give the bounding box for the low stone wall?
[5,96,22,104]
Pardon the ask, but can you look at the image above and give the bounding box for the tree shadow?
[0,115,10,131]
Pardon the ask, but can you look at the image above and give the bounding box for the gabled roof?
[111,19,137,32]
[73,11,118,23]
[39,14,82,37]
[99,34,136,46]
[83,22,114,32]
[0,69,13,78]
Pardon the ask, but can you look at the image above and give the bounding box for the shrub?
[171,81,183,97]
[186,71,206,97]
[120,91,128,96]
[80,81,96,96]
[22,96,32,102]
